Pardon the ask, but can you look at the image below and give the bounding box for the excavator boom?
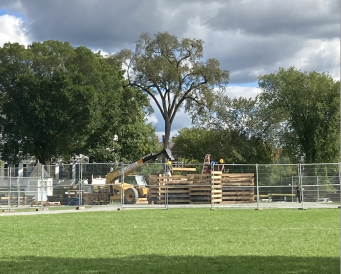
[105,149,173,184]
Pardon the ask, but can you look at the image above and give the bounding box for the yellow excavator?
[103,148,173,204]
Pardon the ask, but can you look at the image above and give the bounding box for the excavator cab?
[125,175,148,198]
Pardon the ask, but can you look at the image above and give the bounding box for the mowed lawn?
[0,208,339,274]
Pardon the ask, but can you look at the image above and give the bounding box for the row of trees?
[0,32,339,165]
[174,68,340,164]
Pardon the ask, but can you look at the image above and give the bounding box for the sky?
[0,0,339,140]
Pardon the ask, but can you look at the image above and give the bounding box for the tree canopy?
[0,41,157,164]
[111,32,230,150]
[258,67,340,163]
[174,127,274,164]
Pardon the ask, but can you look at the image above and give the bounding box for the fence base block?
[76,206,85,210]
[35,207,49,211]
[2,209,15,212]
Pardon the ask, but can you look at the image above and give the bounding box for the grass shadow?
[0,255,339,274]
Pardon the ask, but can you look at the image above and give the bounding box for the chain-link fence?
[0,162,339,212]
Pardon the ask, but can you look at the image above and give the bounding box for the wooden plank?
[172,167,197,171]
[189,187,211,191]
[156,185,189,189]
[268,193,295,196]
[223,192,254,195]
[188,174,211,178]
[223,196,254,200]
[212,190,223,194]
[220,200,253,204]
[155,190,189,194]
[222,173,254,177]
[221,182,254,186]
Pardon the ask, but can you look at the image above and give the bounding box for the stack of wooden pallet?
[211,171,223,204]
[186,171,222,204]
[188,173,211,204]
[83,193,94,205]
[148,172,254,204]
[149,175,190,204]
[220,173,254,203]
[149,171,229,204]
[92,186,110,205]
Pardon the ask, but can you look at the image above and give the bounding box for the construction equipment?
[99,149,173,204]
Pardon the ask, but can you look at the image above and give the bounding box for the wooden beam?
[172,167,197,171]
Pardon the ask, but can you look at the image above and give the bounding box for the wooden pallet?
[148,172,255,204]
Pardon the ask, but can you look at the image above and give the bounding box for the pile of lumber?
[148,172,254,204]
[149,175,190,204]
[91,186,110,205]
[221,173,254,203]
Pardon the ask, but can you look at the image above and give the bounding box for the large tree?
[111,32,230,150]
[0,41,157,164]
[258,67,340,163]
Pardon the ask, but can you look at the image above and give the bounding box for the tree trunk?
[163,120,171,150]
[162,120,172,163]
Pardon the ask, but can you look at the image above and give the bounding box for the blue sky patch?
[0,9,26,21]
[230,82,258,88]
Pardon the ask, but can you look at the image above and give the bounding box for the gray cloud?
[205,0,340,39]
[1,0,339,132]
[2,1,339,78]
[3,0,165,50]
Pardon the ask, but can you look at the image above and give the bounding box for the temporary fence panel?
[0,162,339,211]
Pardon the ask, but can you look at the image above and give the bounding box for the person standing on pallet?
[218,159,225,173]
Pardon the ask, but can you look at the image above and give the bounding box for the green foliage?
[258,67,340,163]
[187,92,276,164]
[0,209,339,274]
[0,41,157,164]
[0,41,121,164]
[174,127,273,164]
[115,87,158,162]
[111,32,229,150]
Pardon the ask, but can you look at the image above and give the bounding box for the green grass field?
[0,208,339,274]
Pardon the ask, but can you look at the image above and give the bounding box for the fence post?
[165,162,169,210]
[291,176,294,203]
[8,167,11,210]
[41,165,44,211]
[339,162,341,208]
[120,162,124,210]
[256,164,260,210]
[299,163,305,210]
[79,162,83,208]
[316,176,319,203]
[17,166,20,207]
[211,166,214,210]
